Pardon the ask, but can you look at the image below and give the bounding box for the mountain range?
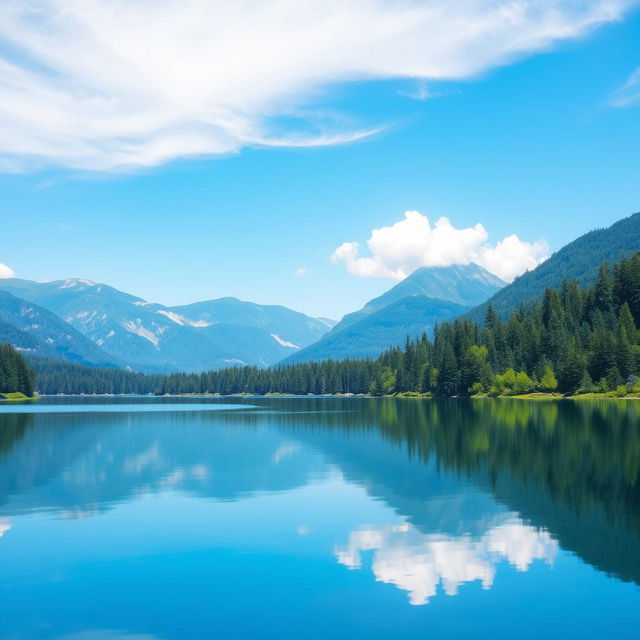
[0,279,334,372]
[1,211,638,374]
[0,290,122,367]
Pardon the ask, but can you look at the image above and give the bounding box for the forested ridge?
[0,343,36,397]
[23,252,640,398]
[466,210,640,323]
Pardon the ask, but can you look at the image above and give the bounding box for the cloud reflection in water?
[335,517,557,605]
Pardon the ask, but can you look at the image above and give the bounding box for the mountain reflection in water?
[0,396,639,638]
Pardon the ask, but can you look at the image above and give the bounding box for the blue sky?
[0,1,639,319]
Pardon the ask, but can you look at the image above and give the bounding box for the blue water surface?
[0,396,638,638]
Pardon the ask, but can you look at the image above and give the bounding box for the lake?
[0,396,639,638]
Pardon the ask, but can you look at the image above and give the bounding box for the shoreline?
[7,391,640,402]
[0,392,39,403]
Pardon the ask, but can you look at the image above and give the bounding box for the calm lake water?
[1,396,639,639]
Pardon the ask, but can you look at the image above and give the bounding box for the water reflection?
[0,396,639,622]
[59,631,161,640]
[250,397,640,585]
[0,408,326,516]
[336,517,557,605]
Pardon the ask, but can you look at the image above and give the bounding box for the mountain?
[0,278,220,372]
[0,317,60,359]
[0,278,333,372]
[335,263,505,332]
[466,211,640,323]
[283,296,470,362]
[171,297,335,348]
[0,290,121,367]
[280,263,505,364]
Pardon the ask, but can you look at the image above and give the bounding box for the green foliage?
[539,364,558,391]
[379,366,397,395]
[614,384,629,398]
[0,392,31,400]
[461,345,492,393]
[514,371,535,394]
[0,343,35,397]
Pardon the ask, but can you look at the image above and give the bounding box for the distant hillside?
[0,290,121,367]
[281,263,504,364]
[0,318,60,359]
[172,297,334,350]
[283,296,470,362]
[0,278,332,372]
[466,211,640,323]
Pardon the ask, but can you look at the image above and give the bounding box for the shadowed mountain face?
[466,210,640,323]
[0,279,333,372]
[0,318,60,359]
[0,290,121,367]
[282,296,470,362]
[282,264,504,364]
[1,397,638,587]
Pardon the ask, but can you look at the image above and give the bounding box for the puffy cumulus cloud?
[0,0,634,171]
[477,233,549,282]
[0,262,15,279]
[331,211,548,282]
[335,516,557,605]
[610,68,640,107]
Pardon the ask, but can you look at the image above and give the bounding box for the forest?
[22,251,640,398]
[0,343,36,398]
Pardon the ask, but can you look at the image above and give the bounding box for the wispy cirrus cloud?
[332,211,548,282]
[610,67,640,106]
[0,0,634,172]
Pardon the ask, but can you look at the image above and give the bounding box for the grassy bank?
[0,392,38,402]
[397,390,640,400]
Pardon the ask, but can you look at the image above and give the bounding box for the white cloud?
[610,67,640,107]
[331,210,548,282]
[0,262,15,278]
[0,518,10,538]
[335,517,557,605]
[478,233,549,282]
[0,0,633,171]
[294,267,309,278]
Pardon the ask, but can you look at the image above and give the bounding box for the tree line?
[29,356,161,396]
[27,252,640,397]
[0,343,36,397]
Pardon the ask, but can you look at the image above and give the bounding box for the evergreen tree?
[0,344,36,397]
